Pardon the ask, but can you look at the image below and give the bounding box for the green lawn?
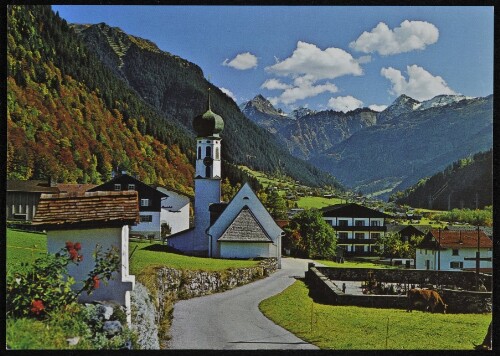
[6,229,259,276]
[6,229,48,274]
[259,280,491,350]
[129,240,259,274]
[296,196,344,209]
[314,259,397,269]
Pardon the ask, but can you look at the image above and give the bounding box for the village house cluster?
[7,95,493,321]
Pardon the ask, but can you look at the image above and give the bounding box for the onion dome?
[193,89,224,137]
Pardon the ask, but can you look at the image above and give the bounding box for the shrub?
[6,241,120,319]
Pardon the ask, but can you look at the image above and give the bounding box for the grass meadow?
[259,279,491,350]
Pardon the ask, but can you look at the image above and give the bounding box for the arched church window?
[205,166,211,178]
[197,147,201,160]
[215,147,220,160]
[206,146,212,157]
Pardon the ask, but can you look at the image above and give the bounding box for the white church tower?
[191,89,224,253]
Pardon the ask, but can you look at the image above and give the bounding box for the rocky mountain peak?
[377,94,420,123]
[243,95,284,117]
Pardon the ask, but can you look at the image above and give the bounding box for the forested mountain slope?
[390,149,493,210]
[71,21,342,189]
[7,5,342,194]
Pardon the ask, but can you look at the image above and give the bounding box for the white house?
[207,183,283,265]
[88,173,168,239]
[32,191,139,324]
[416,229,493,272]
[322,203,391,256]
[156,186,191,235]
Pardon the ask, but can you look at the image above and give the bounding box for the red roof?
[428,229,492,249]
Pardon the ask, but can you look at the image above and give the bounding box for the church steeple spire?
[207,87,211,111]
[193,88,224,138]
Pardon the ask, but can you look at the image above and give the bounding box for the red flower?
[92,275,100,289]
[30,299,45,315]
[77,254,84,262]
[68,248,78,261]
[65,241,74,250]
[74,242,82,251]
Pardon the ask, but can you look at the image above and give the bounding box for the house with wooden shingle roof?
[207,184,282,264]
[416,229,492,272]
[6,179,96,222]
[32,191,139,324]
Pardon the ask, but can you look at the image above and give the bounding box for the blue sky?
[53,5,493,112]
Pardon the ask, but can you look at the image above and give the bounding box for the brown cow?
[406,288,447,313]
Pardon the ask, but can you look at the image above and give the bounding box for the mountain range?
[7,5,341,194]
[241,93,493,200]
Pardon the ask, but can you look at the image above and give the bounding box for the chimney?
[48,176,57,187]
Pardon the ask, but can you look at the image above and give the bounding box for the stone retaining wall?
[316,266,491,291]
[130,258,278,349]
[306,265,491,313]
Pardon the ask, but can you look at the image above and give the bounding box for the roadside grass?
[314,259,397,269]
[259,280,491,350]
[128,240,259,274]
[6,228,47,274]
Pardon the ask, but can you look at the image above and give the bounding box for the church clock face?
[203,156,213,167]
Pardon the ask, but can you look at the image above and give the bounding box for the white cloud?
[222,52,258,70]
[261,78,292,90]
[356,55,372,64]
[265,41,363,81]
[220,87,236,102]
[368,104,388,112]
[381,64,456,101]
[279,81,338,105]
[350,20,439,55]
[327,96,364,113]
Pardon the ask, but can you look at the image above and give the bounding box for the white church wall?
[220,242,272,259]
[209,184,282,262]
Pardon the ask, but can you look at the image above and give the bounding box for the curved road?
[168,258,320,350]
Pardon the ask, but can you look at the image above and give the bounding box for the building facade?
[168,92,282,264]
[32,191,139,324]
[322,203,391,256]
[88,173,169,239]
[416,229,493,272]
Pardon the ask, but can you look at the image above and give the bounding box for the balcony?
[333,226,386,232]
[337,238,376,245]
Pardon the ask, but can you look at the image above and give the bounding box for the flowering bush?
[6,242,120,319]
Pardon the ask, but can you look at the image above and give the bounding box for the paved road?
[168,258,320,350]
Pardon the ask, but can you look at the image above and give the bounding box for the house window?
[355,220,365,227]
[355,233,365,239]
[371,233,380,239]
[371,220,380,226]
[140,199,150,207]
[452,249,459,256]
[128,184,135,190]
[338,219,348,227]
[140,215,153,222]
[450,261,463,269]
[114,184,121,191]
[338,232,348,239]
[355,245,364,252]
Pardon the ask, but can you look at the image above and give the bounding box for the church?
[168,92,282,267]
